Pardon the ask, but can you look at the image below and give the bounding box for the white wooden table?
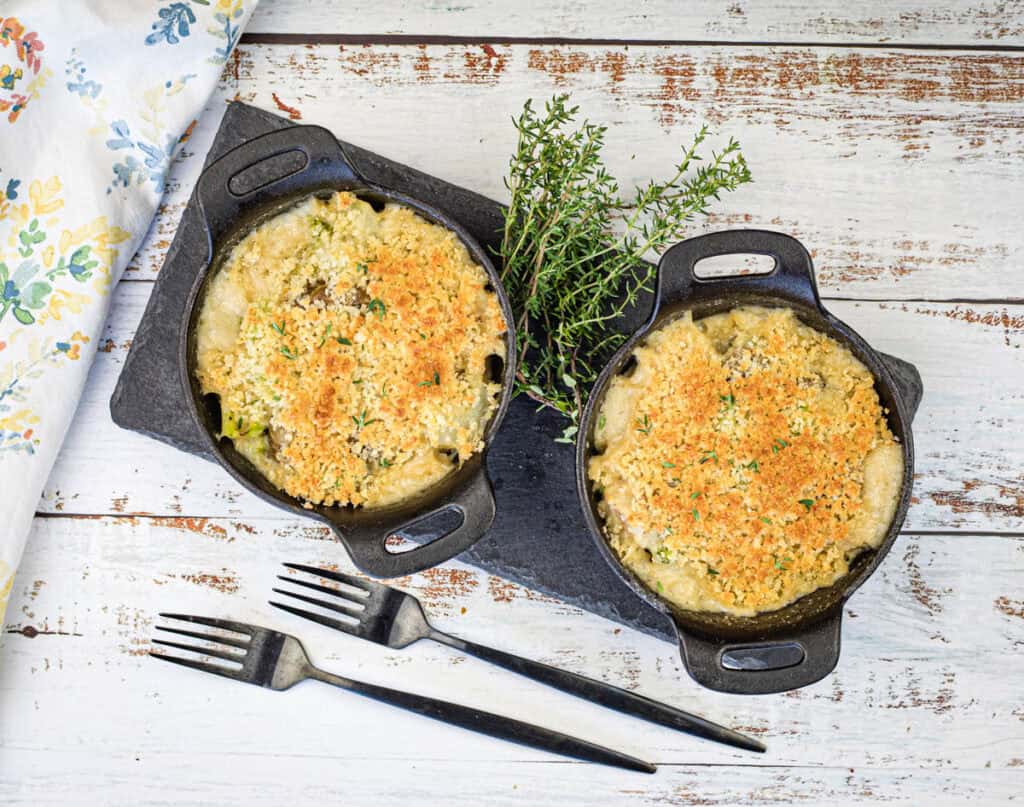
[2,3,1023,804]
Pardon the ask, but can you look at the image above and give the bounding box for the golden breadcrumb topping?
[589,306,902,616]
[195,191,507,508]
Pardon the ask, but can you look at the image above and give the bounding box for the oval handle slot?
[227,148,309,197]
[720,642,805,671]
[693,252,776,279]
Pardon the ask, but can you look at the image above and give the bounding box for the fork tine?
[155,625,249,649]
[159,613,255,637]
[270,587,365,618]
[282,563,373,593]
[149,651,248,682]
[269,600,367,637]
[275,575,369,606]
[152,639,246,664]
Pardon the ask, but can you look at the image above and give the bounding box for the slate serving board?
[111,101,677,641]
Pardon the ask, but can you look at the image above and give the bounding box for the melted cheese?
[589,306,903,616]
[195,191,507,508]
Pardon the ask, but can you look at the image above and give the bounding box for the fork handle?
[306,666,655,773]
[428,631,764,753]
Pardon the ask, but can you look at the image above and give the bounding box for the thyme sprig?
[499,94,752,440]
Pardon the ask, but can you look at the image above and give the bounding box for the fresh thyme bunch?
[499,94,752,441]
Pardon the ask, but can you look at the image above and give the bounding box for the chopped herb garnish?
[335,336,353,346]
[690,491,701,500]
[352,410,378,430]
[719,393,735,409]
[380,457,392,468]
[772,438,789,454]
[692,508,700,521]
[271,321,286,336]
[352,378,363,385]
[418,372,441,387]
[597,414,606,430]
[635,414,653,435]
[707,567,719,576]
[654,546,672,564]
[799,498,815,511]
[356,262,368,274]
[774,556,794,571]
[656,581,665,593]
[746,459,760,472]
[761,516,773,525]
[367,298,386,319]
[318,323,333,348]
[418,331,427,340]
[380,384,389,399]
[699,449,718,464]
[662,461,676,468]
[312,217,333,235]
[279,346,297,360]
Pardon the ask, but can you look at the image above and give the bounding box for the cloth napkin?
[0,1,258,627]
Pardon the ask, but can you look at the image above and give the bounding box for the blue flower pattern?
[145,3,198,46]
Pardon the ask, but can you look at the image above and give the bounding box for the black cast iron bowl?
[179,125,516,579]
[576,230,922,694]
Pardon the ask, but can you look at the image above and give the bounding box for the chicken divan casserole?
[195,191,507,509]
[588,306,903,616]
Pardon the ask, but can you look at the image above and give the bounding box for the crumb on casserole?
[588,306,903,616]
[195,191,507,508]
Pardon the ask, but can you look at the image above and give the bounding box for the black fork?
[272,564,766,753]
[150,613,656,773]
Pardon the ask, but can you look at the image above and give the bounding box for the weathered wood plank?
[2,517,1022,777]
[247,1,1024,47]
[127,44,1024,302]
[1,749,1019,806]
[37,281,1024,533]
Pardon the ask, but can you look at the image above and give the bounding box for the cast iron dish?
[576,230,922,694]
[179,125,516,579]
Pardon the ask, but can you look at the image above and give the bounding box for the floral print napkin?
[0,1,258,627]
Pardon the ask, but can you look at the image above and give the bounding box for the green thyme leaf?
[799,498,815,511]
[367,298,386,319]
[335,336,352,346]
[271,321,286,336]
[662,461,676,468]
[279,346,297,360]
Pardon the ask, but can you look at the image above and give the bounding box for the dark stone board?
[111,102,677,642]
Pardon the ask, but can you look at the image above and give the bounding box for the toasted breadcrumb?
[589,306,902,615]
[196,191,507,508]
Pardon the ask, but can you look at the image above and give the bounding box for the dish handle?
[196,125,360,247]
[331,462,497,579]
[675,610,843,694]
[655,230,821,311]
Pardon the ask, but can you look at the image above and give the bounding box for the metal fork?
[150,613,655,773]
[271,564,765,753]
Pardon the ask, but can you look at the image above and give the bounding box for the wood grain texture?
[6,17,1024,804]
[125,43,1024,302]
[246,1,1024,47]
[37,281,1024,534]
[1,518,1022,779]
